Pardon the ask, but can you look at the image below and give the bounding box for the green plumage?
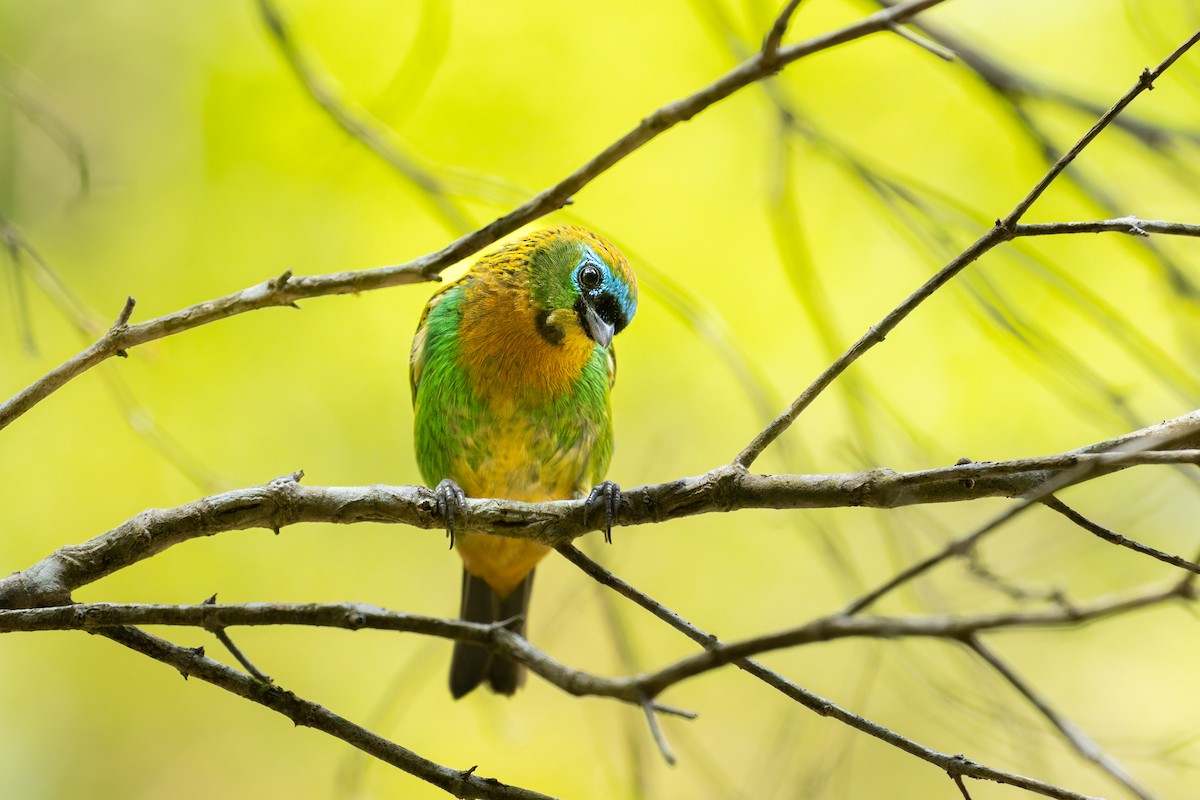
[409,225,637,697]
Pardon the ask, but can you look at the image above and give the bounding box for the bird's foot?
[434,478,467,549]
[586,481,622,544]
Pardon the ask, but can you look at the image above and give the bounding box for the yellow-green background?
[3,1,1200,798]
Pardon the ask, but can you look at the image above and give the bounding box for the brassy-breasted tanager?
[410,225,637,697]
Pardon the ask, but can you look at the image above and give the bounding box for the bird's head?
[527,226,637,349]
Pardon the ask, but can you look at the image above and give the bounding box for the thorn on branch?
[1139,67,1155,90]
[111,296,136,356]
[955,457,976,489]
[452,765,479,798]
[275,469,304,485]
[115,296,136,327]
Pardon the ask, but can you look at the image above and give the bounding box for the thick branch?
[3,412,1198,610]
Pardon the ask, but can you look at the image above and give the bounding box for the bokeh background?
[3,1,1200,797]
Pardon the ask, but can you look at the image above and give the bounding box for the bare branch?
[97,625,555,800]
[1014,218,1200,238]
[1001,31,1200,226]
[555,545,1105,800]
[734,29,1200,469]
[968,639,1156,800]
[0,0,949,435]
[3,583,1185,694]
[1043,496,1200,575]
[762,0,807,63]
[3,413,1198,611]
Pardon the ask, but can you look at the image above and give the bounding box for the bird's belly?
[448,410,595,598]
[456,534,549,599]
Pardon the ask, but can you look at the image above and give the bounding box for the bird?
[410,224,638,698]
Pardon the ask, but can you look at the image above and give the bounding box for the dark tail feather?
[449,569,534,698]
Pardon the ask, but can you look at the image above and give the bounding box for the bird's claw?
[586,481,622,544]
[434,478,467,549]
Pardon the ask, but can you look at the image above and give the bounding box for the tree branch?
[4,583,1183,689]
[554,545,1105,800]
[733,29,1200,469]
[0,0,950,436]
[842,410,1200,615]
[4,412,1197,611]
[967,638,1155,800]
[96,625,555,800]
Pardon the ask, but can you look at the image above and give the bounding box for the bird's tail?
[449,569,534,698]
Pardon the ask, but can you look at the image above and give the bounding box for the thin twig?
[96,625,554,800]
[886,21,957,61]
[1043,496,1200,575]
[968,638,1156,800]
[639,695,678,766]
[554,545,1103,800]
[734,30,1200,469]
[203,594,273,684]
[762,0,807,62]
[1000,31,1200,226]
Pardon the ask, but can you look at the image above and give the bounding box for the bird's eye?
[579,264,602,289]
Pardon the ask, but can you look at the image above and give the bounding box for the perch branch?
[3,412,1197,611]
[9,415,1200,611]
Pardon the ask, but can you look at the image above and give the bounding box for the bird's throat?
[458,285,597,402]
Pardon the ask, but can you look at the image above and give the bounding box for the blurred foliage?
[3,0,1200,798]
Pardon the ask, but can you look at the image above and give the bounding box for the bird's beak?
[583,303,615,348]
